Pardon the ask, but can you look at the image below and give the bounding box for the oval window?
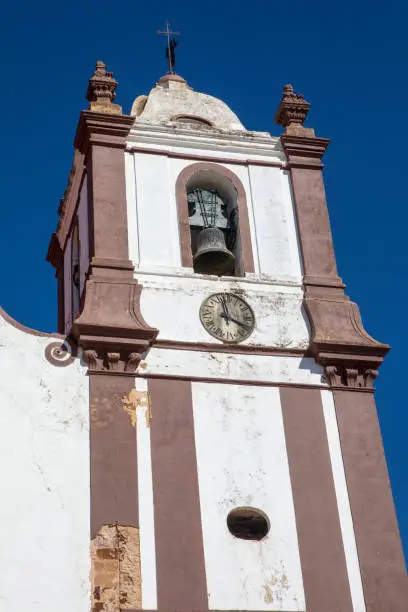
[227,507,270,541]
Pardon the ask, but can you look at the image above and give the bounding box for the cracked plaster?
[0,312,90,611]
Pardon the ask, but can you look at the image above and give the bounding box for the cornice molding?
[126,123,284,163]
[47,149,86,268]
[46,231,63,269]
[126,145,285,169]
[153,338,309,357]
[281,134,330,167]
[74,111,134,155]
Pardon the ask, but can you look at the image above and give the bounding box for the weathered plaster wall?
[248,165,302,281]
[129,151,181,269]
[0,312,90,611]
[140,349,324,386]
[123,114,366,611]
[134,76,245,131]
[138,275,309,348]
[125,149,302,284]
[192,382,305,610]
[140,351,366,611]
[125,132,305,347]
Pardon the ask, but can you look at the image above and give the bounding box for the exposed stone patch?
[262,565,290,605]
[90,524,141,611]
[122,389,151,428]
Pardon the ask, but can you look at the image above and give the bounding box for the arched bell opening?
[186,170,243,277]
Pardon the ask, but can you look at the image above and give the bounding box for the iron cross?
[157,21,181,74]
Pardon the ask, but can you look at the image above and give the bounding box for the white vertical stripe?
[280,170,304,280]
[136,377,158,609]
[321,390,366,612]
[192,382,305,611]
[247,165,262,275]
[124,151,140,266]
[168,157,182,267]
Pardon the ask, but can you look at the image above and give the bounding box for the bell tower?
[44,62,407,612]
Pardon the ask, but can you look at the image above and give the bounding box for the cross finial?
[157,21,181,74]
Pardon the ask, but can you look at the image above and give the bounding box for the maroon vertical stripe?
[334,390,408,611]
[89,374,138,537]
[149,378,208,611]
[56,267,64,334]
[280,387,353,612]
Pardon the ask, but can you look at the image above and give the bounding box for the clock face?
[199,293,255,343]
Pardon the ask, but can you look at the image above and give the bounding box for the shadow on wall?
[298,356,324,378]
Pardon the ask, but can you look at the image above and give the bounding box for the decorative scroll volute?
[324,365,379,389]
[72,278,158,374]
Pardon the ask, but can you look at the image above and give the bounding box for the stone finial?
[274,84,312,134]
[86,61,122,115]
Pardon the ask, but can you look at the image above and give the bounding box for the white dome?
[131,73,245,132]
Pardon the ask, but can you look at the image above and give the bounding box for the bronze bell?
[193,227,235,275]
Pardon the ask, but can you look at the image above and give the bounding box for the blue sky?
[0,1,406,562]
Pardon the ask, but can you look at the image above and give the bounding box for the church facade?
[0,62,406,611]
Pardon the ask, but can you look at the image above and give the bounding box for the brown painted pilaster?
[334,390,408,611]
[280,128,388,381]
[74,111,134,276]
[275,86,405,609]
[149,378,208,612]
[281,136,340,286]
[87,143,130,265]
[280,386,353,612]
[72,111,158,371]
[89,374,138,537]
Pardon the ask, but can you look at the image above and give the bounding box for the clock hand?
[228,316,251,330]
[219,295,230,324]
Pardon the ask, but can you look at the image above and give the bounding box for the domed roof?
[131,73,245,132]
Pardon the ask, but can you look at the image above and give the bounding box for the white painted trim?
[126,125,284,162]
[321,390,366,612]
[136,377,158,609]
[142,350,324,386]
[124,151,140,265]
[134,268,303,289]
[247,165,262,275]
[280,170,303,281]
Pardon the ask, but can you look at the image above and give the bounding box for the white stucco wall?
[191,382,305,610]
[248,165,302,281]
[139,347,366,611]
[125,127,306,348]
[124,110,365,610]
[125,146,302,284]
[0,312,90,611]
[129,152,181,269]
[140,349,324,387]
[138,274,309,348]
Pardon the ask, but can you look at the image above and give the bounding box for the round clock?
[199,293,255,343]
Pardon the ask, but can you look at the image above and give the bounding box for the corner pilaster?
[275,86,389,387]
[71,87,158,372]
